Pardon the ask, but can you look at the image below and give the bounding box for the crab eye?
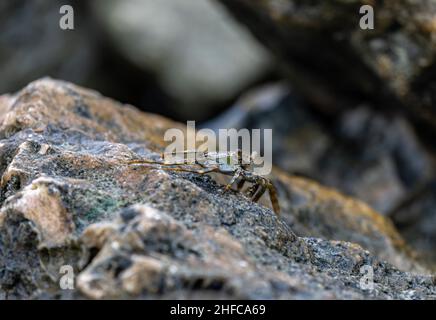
[226,155,231,165]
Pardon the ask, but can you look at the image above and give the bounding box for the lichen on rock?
[0,78,434,299]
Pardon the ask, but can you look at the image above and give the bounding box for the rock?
[91,0,272,119]
[274,172,424,272]
[0,78,434,299]
[216,0,436,137]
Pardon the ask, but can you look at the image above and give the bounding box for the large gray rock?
[0,79,434,299]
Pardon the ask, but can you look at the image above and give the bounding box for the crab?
[125,149,280,215]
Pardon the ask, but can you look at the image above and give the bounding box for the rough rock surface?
[214,0,436,267]
[0,79,435,299]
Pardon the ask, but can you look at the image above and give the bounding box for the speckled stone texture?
[0,79,434,299]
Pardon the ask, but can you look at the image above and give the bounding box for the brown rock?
[0,79,434,299]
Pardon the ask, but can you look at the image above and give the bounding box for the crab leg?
[153,166,220,175]
[252,181,267,203]
[247,179,281,216]
[246,183,260,198]
[267,182,280,215]
[161,150,207,161]
[126,157,207,168]
[236,179,246,191]
[224,169,243,192]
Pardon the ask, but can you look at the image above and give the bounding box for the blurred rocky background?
[0,0,272,120]
[1,0,436,298]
